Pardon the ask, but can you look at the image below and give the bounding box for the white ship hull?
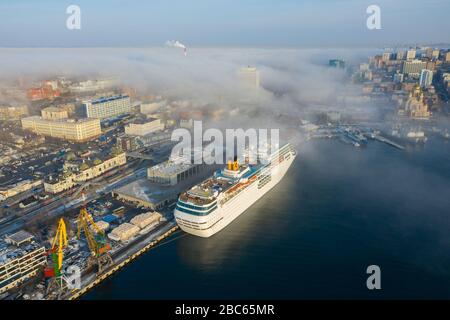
[174,147,296,237]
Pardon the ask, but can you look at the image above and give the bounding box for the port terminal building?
[113,160,219,210]
[147,159,207,186]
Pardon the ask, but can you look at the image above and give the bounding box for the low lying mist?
[0,47,381,130]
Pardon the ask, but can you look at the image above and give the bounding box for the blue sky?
[0,0,449,47]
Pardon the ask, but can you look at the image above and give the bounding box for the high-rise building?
[419,70,433,88]
[432,49,440,60]
[21,116,101,142]
[406,49,416,60]
[426,61,436,72]
[83,94,132,119]
[328,59,346,69]
[401,60,427,75]
[238,66,260,88]
[445,52,450,62]
[382,52,391,62]
[424,47,433,58]
[396,51,405,60]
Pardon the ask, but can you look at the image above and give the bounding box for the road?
[0,160,148,236]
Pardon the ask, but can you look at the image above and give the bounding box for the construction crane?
[45,218,68,278]
[77,207,113,273]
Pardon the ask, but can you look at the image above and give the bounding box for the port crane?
[45,218,68,297]
[45,218,68,277]
[77,207,113,274]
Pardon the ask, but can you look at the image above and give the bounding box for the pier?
[372,134,405,150]
[63,222,180,300]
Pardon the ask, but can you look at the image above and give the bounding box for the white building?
[396,51,405,60]
[124,118,164,136]
[0,180,42,202]
[382,52,391,62]
[108,223,140,242]
[238,66,260,89]
[21,116,101,142]
[130,212,162,229]
[44,153,127,194]
[406,49,416,60]
[401,60,427,76]
[83,95,132,119]
[432,49,440,60]
[419,69,433,88]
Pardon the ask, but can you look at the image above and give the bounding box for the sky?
[0,0,449,48]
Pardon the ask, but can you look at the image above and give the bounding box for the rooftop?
[5,230,34,246]
[128,117,160,125]
[0,238,43,265]
[86,94,130,105]
[114,177,180,205]
[42,106,64,112]
[22,115,98,124]
[148,160,195,177]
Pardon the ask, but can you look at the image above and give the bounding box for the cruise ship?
[174,143,297,237]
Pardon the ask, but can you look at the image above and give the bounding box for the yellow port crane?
[45,218,68,278]
[45,218,68,297]
[76,207,113,273]
[52,218,68,270]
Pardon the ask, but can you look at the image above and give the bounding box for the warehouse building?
[108,223,140,242]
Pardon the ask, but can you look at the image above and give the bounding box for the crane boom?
[77,207,111,257]
[51,218,67,270]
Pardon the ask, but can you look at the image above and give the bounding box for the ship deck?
[179,162,264,206]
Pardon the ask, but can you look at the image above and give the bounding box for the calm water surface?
[84,138,450,299]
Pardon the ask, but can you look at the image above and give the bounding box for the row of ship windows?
[176,219,201,230]
[268,148,290,160]
[177,217,223,231]
[177,201,217,211]
[177,217,207,225]
[176,204,218,216]
[258,176,272,189]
